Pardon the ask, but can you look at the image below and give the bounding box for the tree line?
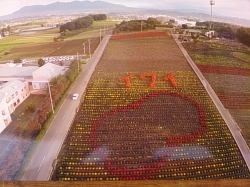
[90,14,107,21]
[113,18,161,34]
[237,27,250,47]
[60,14,107,33]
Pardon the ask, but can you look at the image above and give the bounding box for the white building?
[205,30,215,38]
[0,66,38,83]
[32,63,68,90]
[0,62,23,68]
[174,19,196,27]
[0,62,68,133]
[0,79,30,132]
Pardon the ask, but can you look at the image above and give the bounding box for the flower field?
[182,40,250,149]
[52,32,250,181]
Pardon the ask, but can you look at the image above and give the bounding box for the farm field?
[4,37,101,60]
[232,52,250,62]
[182,40,250,148]
[52,32,250,181]
[0,28,59,56]
[0,21,117,61]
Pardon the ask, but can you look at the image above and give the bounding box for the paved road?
[172,33,250,171]
[21,33,112,181]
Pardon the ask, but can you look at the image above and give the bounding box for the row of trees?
[60,14,107,33]
[113,18,161,34]
[37,60,79,126]
[90,14,107,21]
[60,16,94,32]
[237,27,250,47]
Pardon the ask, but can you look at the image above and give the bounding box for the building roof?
[32,63,68,81]
[186,29,202,33]
[0,79,26,103]
[0,66,39,78]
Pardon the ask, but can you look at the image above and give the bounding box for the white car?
[72,93,79,100]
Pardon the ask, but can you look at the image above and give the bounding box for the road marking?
[52,130,59,142]
[62,110,68,120]
[38,156,46,172]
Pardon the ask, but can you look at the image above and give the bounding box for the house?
[186,29,202,35]
[205,30,215,38]
[0,79,30,132]
[0,63,67,90]
[32,63,68,90]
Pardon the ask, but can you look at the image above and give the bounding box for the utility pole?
[47,82,54,114]
[77,51,79,72]
[100,27,102,43]
[83,42,86,56]
[141,20,143,32]
[88,39,91,58]
[210,0,215,30]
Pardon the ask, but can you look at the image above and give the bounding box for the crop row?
[111,31,168,40]
[197,64,250,76]
[217,93,250,109]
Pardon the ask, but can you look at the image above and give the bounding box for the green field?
[0,29,59,57]
[232,52,250,62]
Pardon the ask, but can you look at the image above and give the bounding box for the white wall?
[0,99,12,133]
[32,82,47,90]
[0,80,30,133]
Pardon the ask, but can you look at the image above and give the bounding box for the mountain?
[0,0,249,27]
[0,1,137,20]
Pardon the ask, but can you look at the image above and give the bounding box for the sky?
[0,0,249,19]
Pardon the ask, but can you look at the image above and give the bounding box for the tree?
[26,103,36,112]
[28,118,41,131]
[38,58,45,67]
[182,24,188,29]
[191,33,200,40]
[1,28,7,37]
[53,37,59,42]
[146,17,161,29]
[7,25,11,32]
[237,27,250,47]
[14,58,22,63]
